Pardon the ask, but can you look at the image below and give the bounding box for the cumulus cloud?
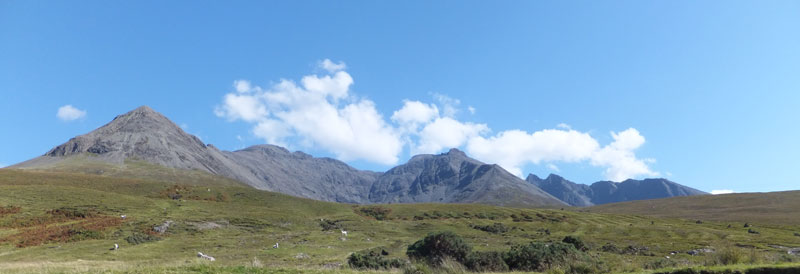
[56,105,86,121]
[320,59,346,73]
[392,100,439,132]
[415,117,488,155]
[216,59,659,180]
[466,128,658,181]
[234,80,253,93]
[711,189,735,195]
[215,60,401,165]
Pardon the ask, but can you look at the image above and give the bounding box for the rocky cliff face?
[15,106,566,207]
[369,149,566,207]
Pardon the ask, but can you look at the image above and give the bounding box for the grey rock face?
[526,173,707,206]
[36,106,247,179]
[15,106,701,207]
[224,145,380,203]
[369,149,567,207]
[526,174,594,207]
[18,106,565,207]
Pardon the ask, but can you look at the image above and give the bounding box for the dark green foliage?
[645,257,679,269]
[358,206,392,220]
[48,207,96,219]
[125,232,161,245]
[652,266,800,274]
[747,228,759,234]
[794,232,800,237]
[562,235,588,251]
[464,251,509,272]
[348,248,406,270]
[470,223,509,234]
[69,229,102,241]
[406,231,472,265]
[318,219,344,231]
[503,242,583,272]
[600,243,620,253]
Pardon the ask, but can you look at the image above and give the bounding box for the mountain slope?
[369,149,566,207]
[586,190,800,225]
[12,106,563,207]
[526,173,707,206]
[12,106,376,203]
[527,174,594,207]
[223,145,380,203]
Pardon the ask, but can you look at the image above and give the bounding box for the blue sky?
[1,1,799,193]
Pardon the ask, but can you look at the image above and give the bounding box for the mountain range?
[10,106,706,207]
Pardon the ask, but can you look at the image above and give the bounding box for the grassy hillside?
[0,169,799,273]
[586,191,800,225]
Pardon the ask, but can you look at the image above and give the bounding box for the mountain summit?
[526,173,707,206]
[15,106,566,206]
[13,106,702,207]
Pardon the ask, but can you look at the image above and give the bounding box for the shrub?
[407,231,472,265]
[562,236,588,251]
[403,262,433,274]
[318,219,344,231]
[470,223,510,234]
[794,232,800,237]
[464,251,509,272]
[503,242,584,272]
[348,248,406,270]
[707,245,743,266]
[125,232,161,245]
[600,243,620,253]
[358,206,392,221]
[748,228,759,234]
[644,258,679,269]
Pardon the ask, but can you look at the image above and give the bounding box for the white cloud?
[215,60,402,165]
[234,80,253,93]
[466,128,657,181]
[217,59,659,180]
[468,106,476,115]
[414,117,488,155]
[56,105,86,121]
[320,59,346,73]
[392,100,439,131]
[433,93,461,117]
[214,93,268,122]
[711,189,735,195]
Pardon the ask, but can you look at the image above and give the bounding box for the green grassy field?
[0,168,799,273]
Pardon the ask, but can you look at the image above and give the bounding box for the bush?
[705,245,744,266]
[348,248,406,270]
[464,251,508,272]
[358,206,392,221]
[125,232,161,245]
[403,262,433,274]
[748,228,760,234]
[318,219,344,231]
[794,232,800,237]
[470,223,510,234]
[562,236,588,251]
[644,257,679,269]
[503,242,584,272]
[600,243,620,253]
[407,231,472,265]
